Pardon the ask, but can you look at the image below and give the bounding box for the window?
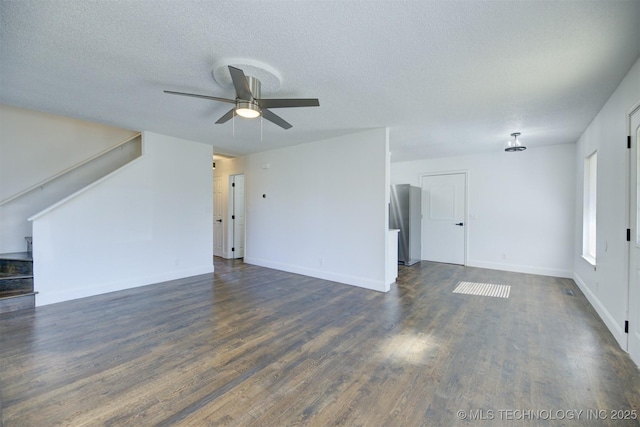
[583,151,597,265]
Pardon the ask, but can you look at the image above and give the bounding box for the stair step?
[0,275,34,293]
[0,291,37,314]
[0,289,37,298]
[0,253,33,277]
[0,260,33,276]
[0,272,33,279]
[0,252,36,313]
[0,252,33,261]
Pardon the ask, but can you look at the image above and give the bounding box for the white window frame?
[582,150,597,265]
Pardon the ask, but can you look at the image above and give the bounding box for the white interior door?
[231,174,245,259]
[421,173,466,265]
[213,176,223,257]
[628,105,640,366]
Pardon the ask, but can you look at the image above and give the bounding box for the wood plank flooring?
[1,259,639,426]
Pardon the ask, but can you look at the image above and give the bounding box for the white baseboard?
[466,259,573,278]
[572,272,627,349]
[36,264,214,306]
[244,257,388,292]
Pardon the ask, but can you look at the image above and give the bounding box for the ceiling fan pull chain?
[261,116,263,142]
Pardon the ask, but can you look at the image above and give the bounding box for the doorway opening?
[212,154,246,261]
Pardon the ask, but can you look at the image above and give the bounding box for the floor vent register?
[453,281,511,299]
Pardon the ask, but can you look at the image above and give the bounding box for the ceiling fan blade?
[262,109,292,130]
[164,90,235,104]
[258,98,320,109]
[215,108,236,124]
[228,66,253,100]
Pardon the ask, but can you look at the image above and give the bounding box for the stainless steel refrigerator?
[390,184,422,265]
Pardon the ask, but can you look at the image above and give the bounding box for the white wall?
[392,143,576,278]
[30,131,213,305]
[573,58,640,348]
[0,104,138,201]
[0,136,141,253]
[243,128,391,292]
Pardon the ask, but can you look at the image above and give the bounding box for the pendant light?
[505,132,526,152]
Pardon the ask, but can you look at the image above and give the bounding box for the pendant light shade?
[505,132,526,152]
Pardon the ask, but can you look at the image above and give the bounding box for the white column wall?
[243,128,390,292]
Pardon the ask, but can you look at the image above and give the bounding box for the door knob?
[216,219,222,223]
[455,222,464,226]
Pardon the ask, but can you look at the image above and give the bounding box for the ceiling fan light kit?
[235,101,261,118]
[164,65,319,130]
[505,132,526,152]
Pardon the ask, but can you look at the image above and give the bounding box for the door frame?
[228,173,245,259]
[213,175,224,257]
[419,170,469,266]
[626,100,640,358]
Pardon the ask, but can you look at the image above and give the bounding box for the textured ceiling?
[1,1,639,162]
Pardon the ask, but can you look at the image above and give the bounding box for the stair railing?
[0,133,142,206]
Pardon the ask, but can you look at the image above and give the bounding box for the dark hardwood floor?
[1,259,639,426]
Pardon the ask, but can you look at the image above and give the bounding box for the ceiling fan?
[164,66,319,130]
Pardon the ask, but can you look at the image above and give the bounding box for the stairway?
[0,252,36,314]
